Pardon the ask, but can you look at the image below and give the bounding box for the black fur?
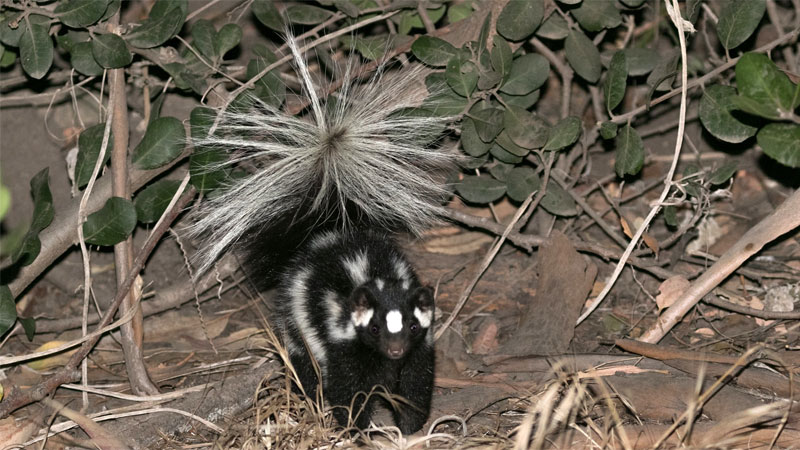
[276,229,434,434]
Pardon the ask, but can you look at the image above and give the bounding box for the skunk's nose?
[387,342,405,359]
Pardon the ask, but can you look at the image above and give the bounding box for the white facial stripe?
[386,310,403,333]
[325,290,355,341]
[414,307,432,328]
[402,280,410,290]
[289,270,327,368]
[343,252,369,286]
[351,308,374,327]
[309,230,339,250]
[393,258,410,281]
[375,278,384,290]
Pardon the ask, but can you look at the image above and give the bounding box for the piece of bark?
[502,231,597,355]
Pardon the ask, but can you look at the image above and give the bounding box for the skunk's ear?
[413,286,434,308]
[349,285,375,311]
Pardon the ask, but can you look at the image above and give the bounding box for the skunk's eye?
[410,323,419,334]
[370,324,380,336]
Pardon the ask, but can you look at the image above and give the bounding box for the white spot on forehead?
[288,270,327,369]
[309,230,339,250]
[375,278,384,290]
[386,310,403,333]
[325,290,355,341]
[393,258,410,281]
[343,251,369,286]
[351,308,374,327]
[414,307,432,328]
[402,280,410,290]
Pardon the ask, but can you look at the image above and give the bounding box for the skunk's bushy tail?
[189,37,454,275]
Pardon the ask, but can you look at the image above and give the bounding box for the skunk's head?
[348,280,433,360]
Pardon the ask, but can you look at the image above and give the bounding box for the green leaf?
[543,116,581,151]
[506,166,541,202]
[600,121,618,139]
[614,124,644,177]
[0,46,15,68]
[664,205,678,227]
[489,161,514,181]
[536,12,569,40]
[620,0,647,6]
[189,106,215,141]
[708,161,738,185]
[497,0,543,41]
[55,0,108,28]
[500,90,541,109]
[496,130,530,157]
[19,20,52,79]
[461,117,492,157]
[470,105,504,142]
[252,0,284,30]
[490,35,512,81]
[69,41,104,76]
[131,117,186,170]
[92,33,131,68]
[215,23,242,58]
[571,0,622,32]
[757,123,800,168]
[717,0,766,50]
[699,85,757,143]
[100,0,121,22]
[285,4,333,24]
[395,5,445,31]
[75,123,113,188]
[565,29,601,83]
[191,20,216,60]
[248,59,286,107]
[83,197,137,246]
[423,75,468,115]
[647,50,678,91]
[604,51,627,111]
[446,54,478,97]
[541,180,577,216]
[447,2,473,23]
[490,143,523,164]
[411,36,457,67]
[683,0,703,22]
[503,105,548,149]
[190,149,227,193]
[134,179,181,223]
[0,178,9,221]
[0,285,16,338]
[18,316,35,341]
[682,164,702,197]
[735,52,797,119]
[500,53,549,95]
[345,34,390,61]
[0,13,24,47]
[125,1,186,48]
[12,168,54,266]
[456,175,507,204]
[622,48,657,76]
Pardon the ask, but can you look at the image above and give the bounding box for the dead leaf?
[656,276,690,312]
[471,319,499,355]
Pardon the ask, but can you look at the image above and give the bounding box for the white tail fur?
[189,36,453,274]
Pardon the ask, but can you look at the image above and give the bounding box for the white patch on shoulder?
[325,291,355,341]
[309,230,339,250]
[386,310,403,333]
[414,307,432,328]
[375,278,384,290]
[289,270,327,369]
[351,308,374,327]
[343,251,369,286]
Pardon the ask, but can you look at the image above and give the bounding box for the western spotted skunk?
[189,36,453,434]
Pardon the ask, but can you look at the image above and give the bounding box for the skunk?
[282,229,435,433]
[189,36,452,433]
